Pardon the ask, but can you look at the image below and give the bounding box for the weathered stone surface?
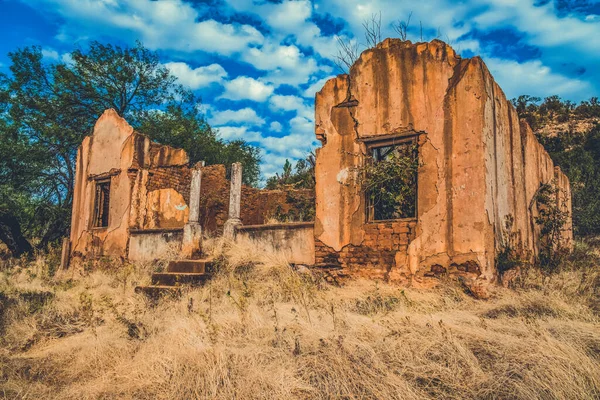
[70,110,316,263]
[236,222,316,265]
[314,39,572,282]
[70,109,192,260]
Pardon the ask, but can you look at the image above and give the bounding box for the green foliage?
[0,41,261,256]
[513,95,600,237]
[496,215,530,274]
[360,143,419,220]
[272,191,316,223]
[266,154,315,190]
[134,104,261,186]
[511,95,600,131]
[534,181,570,272]
[537,125,600,236]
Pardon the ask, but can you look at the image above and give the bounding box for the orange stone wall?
[70,110,191,260]
[314,39,573,286]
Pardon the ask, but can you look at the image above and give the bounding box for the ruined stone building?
[69,109,314,264]
[68,39,572,287]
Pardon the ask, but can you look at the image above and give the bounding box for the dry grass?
[0,239,599,399]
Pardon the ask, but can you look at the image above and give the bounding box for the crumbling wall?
[70,109,191,260]
[314,39,572,285]
[70,110,138,259]
[197,165,229,233]
[315,220,417,282]
[241,188,315,225]
[196,164,315,232]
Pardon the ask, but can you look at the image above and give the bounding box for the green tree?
[266,154,315,190]
[513,95,600,237]
[135,104,261,186]
[0,41,260,257]
[538,125,600,236]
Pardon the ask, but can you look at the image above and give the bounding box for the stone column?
[224,162,243,239]
[182,166,203,258]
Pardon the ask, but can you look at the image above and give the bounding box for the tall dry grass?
[0,238,599,399]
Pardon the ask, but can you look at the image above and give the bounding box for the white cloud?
[290,116,314,136]
[219,76,274,102]
[210,107,265,126]
[241,42,320,87]
[217,126,263,142]
[263,0,312,33]
[164,62,227,89]
[269,95,305,112]
[31,0,264,55]
[269,121,283,132]
[41,48,60,60]
[216,123,318,181]
[302,76,335,98]
[485,57,591,100]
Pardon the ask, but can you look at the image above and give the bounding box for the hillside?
[1,238,599,399]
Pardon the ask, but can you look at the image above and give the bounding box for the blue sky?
[0,0,599,180]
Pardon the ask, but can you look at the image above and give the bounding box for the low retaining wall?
[128,228,183,262]
[236,222,315,265]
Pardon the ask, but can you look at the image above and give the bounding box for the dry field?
[0,238,599,399]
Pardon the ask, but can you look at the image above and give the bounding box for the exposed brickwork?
[198,165,229,233]
[195,164,315,232]
[241,188,315,225]
[146,166,192,204]
[315,220,417,281]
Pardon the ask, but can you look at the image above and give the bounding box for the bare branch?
[333,36,360,74]
[362,12,382,48]
[393,11,413,41]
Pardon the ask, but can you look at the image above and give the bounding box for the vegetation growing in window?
[361,141,419,221]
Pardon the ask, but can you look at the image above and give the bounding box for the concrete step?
[167,259,214,274]
[151,272,210,286]
[135,285,182,298]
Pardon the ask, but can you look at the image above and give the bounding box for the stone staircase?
[135,259,214,297]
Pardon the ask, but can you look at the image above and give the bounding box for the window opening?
[365,139,418,221]
[93,179,111,228]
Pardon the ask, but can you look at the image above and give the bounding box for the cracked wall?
[70,109,317,261]
[70,109,190,260]
[314,39,572,286]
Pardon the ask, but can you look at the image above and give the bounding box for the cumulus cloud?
[164,62,227,89]
[41,48,60,60]
[210,107,265,126]
[290,116,314,136]
[268,95,305,112]
[485,57,591,100]
[20,0,600,180]
[269,121,283,132]
[41,48,73,64]
[29,0,264,55]
[217,126,263,143]
[219,76,274,102]
[302,76,335,98]
[241,42,320,87]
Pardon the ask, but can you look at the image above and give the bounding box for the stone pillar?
[182,166,203,258]
[60,237,70,270]
[224,162,243,239]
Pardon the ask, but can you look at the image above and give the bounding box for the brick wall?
[198,165,229,233]
[196,164,316,231]
[315,220,417,281]
[240,188,315,225]
[146,166,192,204]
